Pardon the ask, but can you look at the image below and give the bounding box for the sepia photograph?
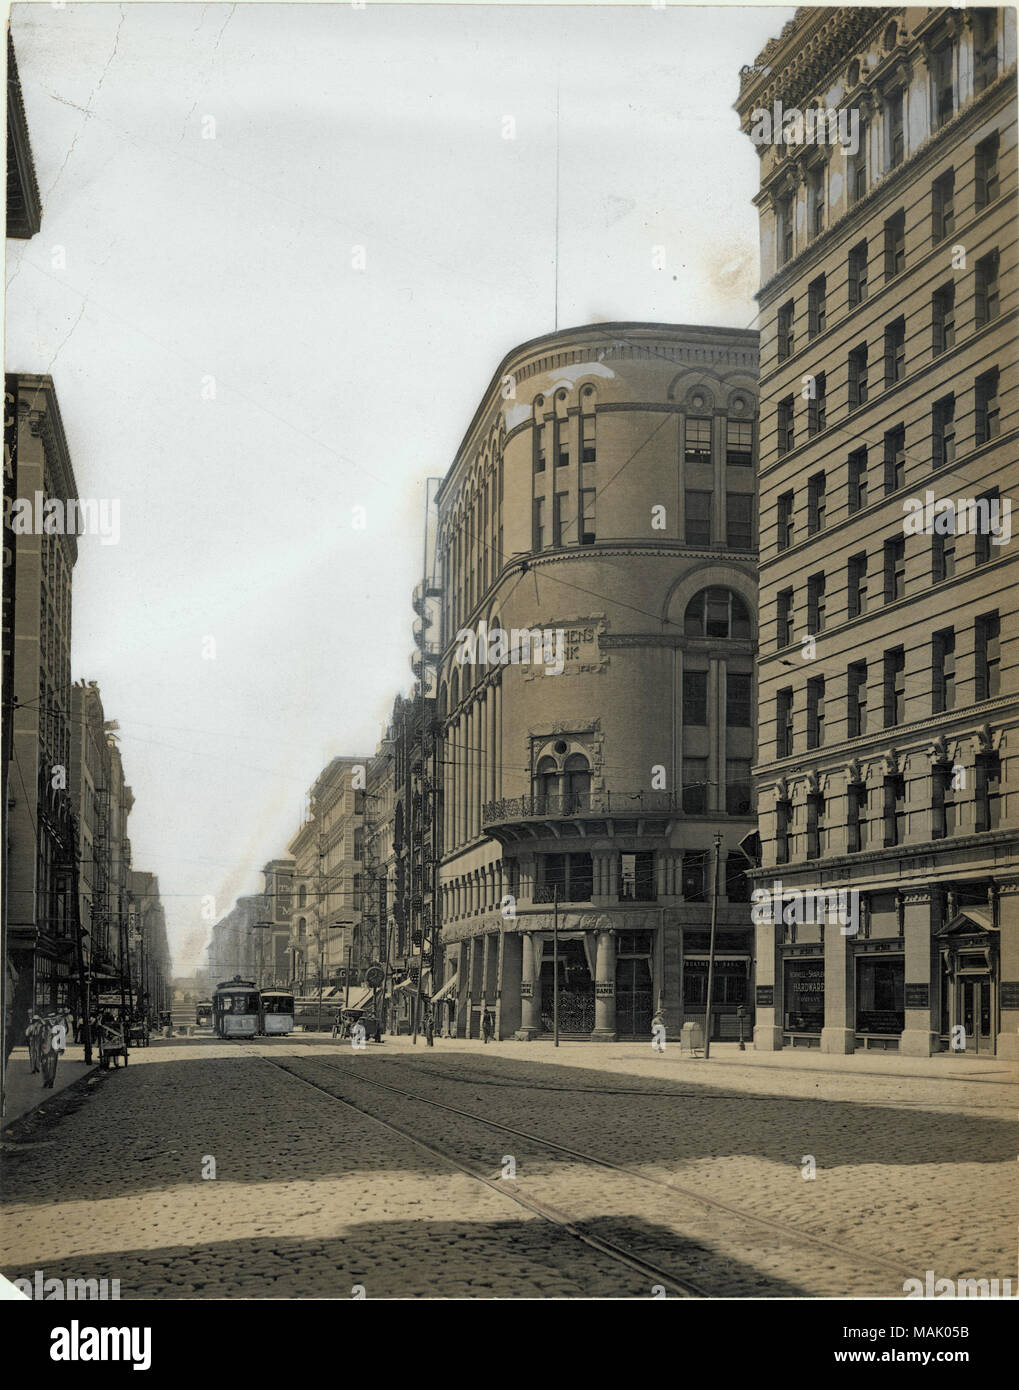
[1,0,1016,1346]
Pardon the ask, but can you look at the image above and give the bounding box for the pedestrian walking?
[25,1014,45,1073]
[481,1008,493,1044]
[39,1013,68,1089]
[425,1011,434,1047]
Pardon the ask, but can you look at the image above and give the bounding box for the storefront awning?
[393,977,415,993]
[428,973,457,1003]
[684,953,750,963]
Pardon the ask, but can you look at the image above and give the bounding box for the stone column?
[901,886,942,1057]
[821,904,855,1054]
[487,684,497,807]
[517,932,541,1039]
[591,928,617,1041]
[997,880,1019,1059]
[753,906,783,1050]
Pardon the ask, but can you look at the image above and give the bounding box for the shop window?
[784,958,824,1032]
[856,957,904,1034]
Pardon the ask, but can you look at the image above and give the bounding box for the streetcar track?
[276,1051,917,1284]
[256,1053,706,1298]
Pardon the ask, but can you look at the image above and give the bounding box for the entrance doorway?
[540,939,593,1035]
[615,957,653,1039]
[961,976,993,1052]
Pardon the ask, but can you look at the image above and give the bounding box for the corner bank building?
[736,7,1018,1057]
[435,323,760,1041]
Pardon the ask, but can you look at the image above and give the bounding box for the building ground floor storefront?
[439,907,755,1044]
[751,874,1019,1059]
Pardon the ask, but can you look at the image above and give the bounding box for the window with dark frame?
[932,531,956,582]
[884,318,905,387]
[808,274,827,336]
[685,416,712,466]
[778,587,794,647]
[974,489,998,567]
[726,758,753,816]
[806,676,825,748]
[848,240,868,306]
[777,490,795,549]
[807,571,826,632]
[579,487,596,546]
[808,372,827,435]
[931,41,954,126]
[848,551,869,618]
[886,89,904,168]
[932,628,956,714]
[848,661,868,737]
[808,471,826,532]
[777,301,795,361]
[975,368,1000,444]
[683,669,708,726]
[932,169,955,242]
[975,132,1000,209]
[884,536,906,603]
[726,493,754,549]
[849,447,868,512]
[884,209,905,279]
[975,249,1000,327]
[884,424,906,493]
[685,489,712,545]
[883,773,906,847]
[726,672,753,728]
[932,283,956,356]
[776,797,791,864]
[778,395,795,454]
[777,687,794,758]
[726,418,754,467]
[848,781,869,852]
[975,612,1000,701]
[884,646,906,726]
[848,343,868,408]
[975,751,1001,831]
[932,761,957,840]
[974,10,999,93]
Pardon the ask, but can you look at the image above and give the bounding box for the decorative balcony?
[482,790,681,843]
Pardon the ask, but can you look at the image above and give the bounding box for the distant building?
[260,857,295,987]
[129,870,172,1016]
[736,6,1018,1056]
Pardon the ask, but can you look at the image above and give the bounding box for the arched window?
[563,753,591,809]
[684,587,752,639]
[298,883,307,908]
[535,756,558,809]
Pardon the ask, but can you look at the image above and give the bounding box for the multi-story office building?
[436,322,760,1040]
[286,756,367,993]
[362,726,398,1022]
[736,7,1017,1056]
[128,870,172,1017]
[69,679,122,997]
[6,376,80,1020]
[260,857,295,987]
[204,895,261,984]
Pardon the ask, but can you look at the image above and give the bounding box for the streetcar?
[195,1000,213,1028]
[212,977,260,1038]
[259,989,294,1036]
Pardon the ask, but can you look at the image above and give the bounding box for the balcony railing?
[483,790,681,824]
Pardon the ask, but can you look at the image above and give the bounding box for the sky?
[6,1,794,973]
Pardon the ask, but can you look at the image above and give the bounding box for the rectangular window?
[534,424,547,473]
[848,661,868,737]
[974,10,999,93]
[726,853,750,902]
[726,418,753,467]
[777,301,795,361]
[848,240,868,306]
[932,763,957,840]
[810,165,825,236]
[932,169,955,243]
[726,758,753,816]
[849,447,868,512]
[538,852,592,904]
[777,687,794,758]
[806,676,825,749]
[726,493,754,549]
[931,42,954,127]
[726,672,752,728]
[779,194,794,265]
[932,399,955,473]
[552,490,571,546]
[884,774,906,847]
[884,536,906,603]
[975,613,1000,701]
[853,120,868,202]
[685,417,712,466]
[975,249,1000,327]
[884,318,906,387]
[685,490,712,545]
[618,852,656,903]
[554,418,569,468]
[777,396,795,455]
[579,488,596,546]
[532,497,546,551]
[975,368,1000,444]
[807,793,826,859]
[682,758,708,815]
[776,799,791,865]
[886,89,904,168]
[682,852,706,901]
[932,628,956,714]
[808,372,827,435]
[884,210,905,279]
[884,424,906,493]
[932,531,956,582]
[974,489,998,567]
[884,647,906,727]
[848,782,869,852]
[581,413,596,464]
[807,571,826,633]
[807,471,826,532]
[975,753,1001,832]
[848,344,868,409]
[808,274,826,336]
[932,283,956,356]
[683,670,708,726]
[848,551,868,618]
[777,588,794,647]
[775,494,795,554]
[975,132,1000,210]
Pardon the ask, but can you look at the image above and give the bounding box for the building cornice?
[6,32,42,239]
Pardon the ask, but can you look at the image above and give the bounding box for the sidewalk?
[2,1046,96,1129]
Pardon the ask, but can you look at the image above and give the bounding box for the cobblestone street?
[2,1037,1014,1299]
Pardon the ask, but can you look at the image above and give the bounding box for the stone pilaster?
[901,886,942,1057]
[996,880,1019,1060]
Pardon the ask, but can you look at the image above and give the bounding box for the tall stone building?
[736,7,1017,1056]
[128,870,172,1017]
[436,322,760,1040]
[260,857,294,987]
[6,377,80,1021]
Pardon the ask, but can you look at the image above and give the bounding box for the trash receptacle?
[681,1020,704,1056]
